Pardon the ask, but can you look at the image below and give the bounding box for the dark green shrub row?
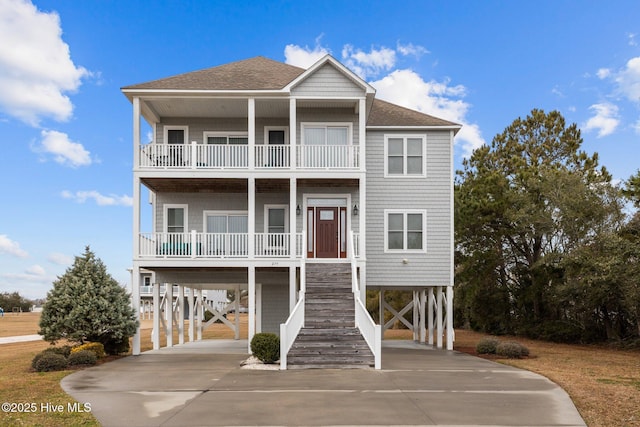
[32,346,98,372]
[476,337,530,358]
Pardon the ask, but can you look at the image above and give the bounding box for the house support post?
[248,266,256,353]
[248,98,255,169]
[436,286,443,349]
[166,285,173,348]
[413,290,419,341]
[428,287,434,345]
[289,98,296,169]
[234,285,241,340]
[188,286,194,342]
[446,286,454,350]
[131,265,141,355]
[289,266,296,312]
[152,282,160,350]
[379,289,385,340]
[178,285,185,345]
[196,288,203,341]
[289,177,297,262]
[419,289,426,344]
[248,178,255,258]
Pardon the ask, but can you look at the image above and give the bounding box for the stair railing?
[349,231,382,369]
[279,257,306,370]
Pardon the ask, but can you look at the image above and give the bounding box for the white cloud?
[35,130,92,167]
[61,190,133,206]
[583,102,620,137]
[596,68,611,79]
[2,264,51,283]
[370,69,484,156]
[628,33,638,47]
[342,45,396,79]
[614,57,640,103]
[284,37,330,68]
[47,252,73,266]
[396,42,429,58]
[26,264,46,276]
[0,0,89,125]
[0,235,28,258]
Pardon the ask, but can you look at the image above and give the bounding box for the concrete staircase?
[287,263,375,369]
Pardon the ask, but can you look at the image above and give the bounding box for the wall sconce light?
[353,204,358,216]
[296,205,301,215]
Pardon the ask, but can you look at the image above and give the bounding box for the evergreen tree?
[39,247,138,354]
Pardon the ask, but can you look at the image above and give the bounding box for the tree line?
[455,109,640,344]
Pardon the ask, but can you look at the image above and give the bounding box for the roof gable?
[122,56,305,91]
[285,55,375,94]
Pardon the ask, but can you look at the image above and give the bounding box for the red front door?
[315,207,338,258]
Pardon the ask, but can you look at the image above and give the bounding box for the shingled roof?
[367,98,459,127]
[122,56,306,91]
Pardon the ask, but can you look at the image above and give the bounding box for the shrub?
[102,337,130,355]
[476,337,500,354]
[68,350,98,366]
[72,342,105,358]
[34,353,68,372]
[250,333,280,364]
[32,346,71,369]
[496,341,530,359]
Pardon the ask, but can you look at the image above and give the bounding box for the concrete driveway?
[62,340,586,426]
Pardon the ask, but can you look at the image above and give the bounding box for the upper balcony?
[138,143,360,171]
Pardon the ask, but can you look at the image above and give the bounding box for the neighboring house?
[124,55,458,369]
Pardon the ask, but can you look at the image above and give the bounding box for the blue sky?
[1,0,639,300]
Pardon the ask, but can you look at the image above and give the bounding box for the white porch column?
[446,286,454,350]
[248,266,256,352]
[428,287,434,345]
[178,285,185,345]
[256,283,262,334]
[289,98,296,170]
[152,282,160,350]
[436,286,444,349]
[133,96,140,170]
[131,265,141,355]
[358,98,366,266]
[248,98,255,169]
[196,289,203,341]
[419,289,426,344]
[379,289,385,340]
[188,286,194,342]
[358,98,365,171]
[412,291,419,341]
[248,177,255,258]
[289,177,297,260]
[166,285,173,348]
[235,285,241,340]
[289,266,297,311]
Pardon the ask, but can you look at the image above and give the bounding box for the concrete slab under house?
[123,54,459,369]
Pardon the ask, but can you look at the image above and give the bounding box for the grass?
[1,313,639,426]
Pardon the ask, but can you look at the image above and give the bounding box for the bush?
[67,350,97,366]
[34,353,68,372]
[250,333,280,364]
[32,346,71,369]
[72,342,105,358]
[476,337,500,354]
[496,341,530,359]
[102,337,130,355]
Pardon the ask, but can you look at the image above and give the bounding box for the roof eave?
[367,124,462,135]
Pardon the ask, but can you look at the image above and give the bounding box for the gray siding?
[365,130,452,287]
[292,64,364,97]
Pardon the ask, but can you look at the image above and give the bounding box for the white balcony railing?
[139,232,305,258]
[139,143,359,170]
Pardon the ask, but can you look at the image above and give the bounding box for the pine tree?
[39,246,138,354]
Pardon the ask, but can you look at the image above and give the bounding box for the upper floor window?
[204,132,248,145]
[165,205,187,233]
[384,135,426,177]
[384,210,427,252]
[164,126,188,144]
[302,123,351,145]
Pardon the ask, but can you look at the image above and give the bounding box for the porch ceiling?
[141,178,359,193]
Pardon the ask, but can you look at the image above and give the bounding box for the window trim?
[383,209,427,253]
[202,131,249,145]
[164,204,188,233]
[163,126,189,144]
[300,122,353,145]
[383,134,427,178]
[263,204,289,233]
[263,127,289,145]
[203,210,249,233]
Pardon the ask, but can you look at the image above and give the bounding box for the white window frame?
[383,134,427,177]
[263,205,289,233]
[383,209,427,253]
[203,210,249,233]
[163,126,189,144]
[301,122,353,145]
[164,204,188,233]
[263,127,289,145]
[202,131,249,144]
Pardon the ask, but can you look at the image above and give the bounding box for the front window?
[166,206,186,233]
[385,135,426,177]
[385,210,426,252]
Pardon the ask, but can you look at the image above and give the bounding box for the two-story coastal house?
[124,55,458,369]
